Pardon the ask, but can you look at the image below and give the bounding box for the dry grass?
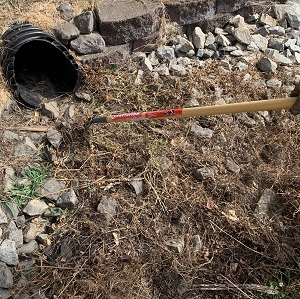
[1,1,300,299]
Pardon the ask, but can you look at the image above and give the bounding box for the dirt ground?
[0,1,300,298]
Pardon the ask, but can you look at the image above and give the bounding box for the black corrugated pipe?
[0,23,81,109]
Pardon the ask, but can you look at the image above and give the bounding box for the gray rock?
[41,101,60,119]
[229,15,245,27]
[197,48,215,58]
[219,46,237,52]
[14,137,38,157]
[247,41,260,52]
[256,188,276,218]
[204,32,215,47]
[74,11,94,34]
[251,34,268,51]
[178,37,194,53]
[266,79,282,88]
[190,122,213,138]
[272,3,295,20]
[177,57,191,66]
[216,0,248,13]
[230,50,245,56]
[0,288,11,299]
[4,166,16,192]
[286,12,300,30]
[141,57,153,71]
[0,208,8,224]
[0,262,13,288]
[258,13,277,26]
[97,196,118,223]
[23,223,38,243]
[191,235,202,250]
[268,38,285,51]
[226,158,240,174]
[238,113,256,127]
[3,130,21,142]
[23,200,49,216]
[259,57,277,72]
[153,64,169,76]
[192,27,206,49]
[215,34,231,46]
[255,26,269,37]
[193,166,218,180]
[268,26,285,36]
[220,59,232,70]
[17,240,39,255]
[4,221,23,248]
[70,32,106,55]
[56,2,74,21]
[274,53,293,65]
[265,48,280,59]
[56,189,78,210]
[46,128,62,149]
[0,240,18,265]
[233,27,251,44]
[130,178,143,195]
[75,91,92,102]
[3,202,19,220]
[234,61,248,70]
[38,178,66,201]
[165,238,184,253]
[295,52,300,63]
[186,49,195,57]
[134,70,144,85]
[169,64,187,77]
[156,46,175,60]
[52,22,80,45]
[289,44,300,53]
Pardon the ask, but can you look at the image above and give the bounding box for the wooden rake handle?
[90,97,297,124]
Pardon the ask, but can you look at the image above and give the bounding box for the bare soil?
[0,1,300,298]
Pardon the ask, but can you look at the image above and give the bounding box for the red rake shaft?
[89,97,297,125]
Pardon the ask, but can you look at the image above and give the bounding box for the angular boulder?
[95,0,163,45]
[216,0,248,13]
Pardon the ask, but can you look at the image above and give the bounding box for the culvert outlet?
[0,23,81,109]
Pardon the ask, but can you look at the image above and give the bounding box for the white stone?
[192,27,206,49]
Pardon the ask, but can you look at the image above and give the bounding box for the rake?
[88,96,297,125]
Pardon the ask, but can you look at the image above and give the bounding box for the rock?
[130,178,143,195]
[41,101,60,119]
[259,57,277,72]
[23,223,38,243]
[0,289,11,299]
[56,189,78,210]
[286,12,300,30]
[197,48,215,58]
[266,79,282,88]
[251,34,268,51]
[226,158,240,174]
[3,130,21,142]
[169,64,187,77]
[4,221,23,248]
[177,57,191,66]
[256,188,276,218]
[38,178,66,201]
[3,202,19,220]
[220,59,232,70]
[148,51,160,66]
[268,26,285,35]
[229,14,246,27]
[272,3,295,20]
[216,0,248,13]
[153,64,169,76]
[0,240,18,265]
[97,196,118,223]
[0,208,8,224]
[204,32,215,46]
[0,262,13,288]
[274,53,293,65]
[255,25,269,37]
[17,240,39,255]
[95,0,163,45]
[4,166,16,192]
[191,235,202,250]
[178,37,194,53]
[289,44,300,53]
[265,48,280,59]
[141,57,153,71]
[46,128,62,149]
[238,113,256,127]
[234,61,248,70]
[190,122,214,138]
[156,46,175,60]
[268,38,285,51]
[75,91,92,102]
[134,70,144,85]
[247,41,260,52]
[56,2,74,21]
[73,11,94,34]
[162,0,215,25]
[14,137,38,157]
[64,104,75,119]
[233,27,252,44]
[70,32,106,55]
[52,22,80,45]
[295,52,300,63]
[230,50,245,56]
[36,234,50,246]
[185,98,200,107]
[215,34,231,46]
[165,238,184,253]
[258,13,277,26]
[192,27,206,49]
[23,200,49,216]
[193,166,218,180]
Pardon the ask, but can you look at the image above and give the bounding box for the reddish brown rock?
[95,0,163,45]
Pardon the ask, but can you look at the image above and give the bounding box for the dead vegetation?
[1,1,300,298]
